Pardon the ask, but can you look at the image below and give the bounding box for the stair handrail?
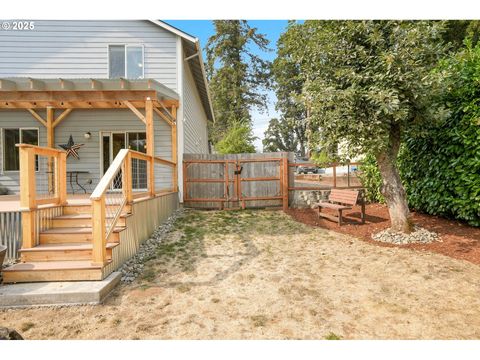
[90,149,131,265]
[90,149,129,201]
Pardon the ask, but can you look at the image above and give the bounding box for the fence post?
[91,196,106,266]
[347,163,350,188]
[183,161,188,202]
[282,156,289,211]
[333,164,337,188]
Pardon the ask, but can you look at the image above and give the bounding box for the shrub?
[398,43,480,227]
[215,122,257,154]
[357,153,384,204]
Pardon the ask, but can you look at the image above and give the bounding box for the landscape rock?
[372,226,440,245]
[119,208,185,283]
[0,327,24,340]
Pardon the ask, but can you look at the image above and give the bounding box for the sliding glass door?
[101,131,147,191]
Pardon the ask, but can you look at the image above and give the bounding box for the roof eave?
[148,20,215,123]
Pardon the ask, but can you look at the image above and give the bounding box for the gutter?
[193,38,216,124]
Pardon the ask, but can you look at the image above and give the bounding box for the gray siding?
[183,60,209,153]
[0,20,178,91]
[0,111,47,192]
[0,20,209,194]
[0,109,172,194]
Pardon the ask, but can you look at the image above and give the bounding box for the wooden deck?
[0,194,92,212]
[2,191,179,283]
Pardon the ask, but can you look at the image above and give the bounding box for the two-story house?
[0,20,213,283]
[0,20,213,199]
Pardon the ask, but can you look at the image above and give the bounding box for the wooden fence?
[183,152,362,209]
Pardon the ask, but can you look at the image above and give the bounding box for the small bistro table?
[46,170,90,194]
[67,171,90,194]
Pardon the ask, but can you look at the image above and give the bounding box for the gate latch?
[234,166,243,175]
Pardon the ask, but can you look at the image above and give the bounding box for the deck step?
[39,226,126,244]
[2,260,108,283]
[52,213,130,228]
[63,203,132,215]
[19,242,119,262]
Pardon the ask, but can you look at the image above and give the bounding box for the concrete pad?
[0,272,121,308]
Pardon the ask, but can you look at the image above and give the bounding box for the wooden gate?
[183,153,291,210]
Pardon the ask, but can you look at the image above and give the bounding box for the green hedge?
[359,44,480,226]
[399,44,480,227]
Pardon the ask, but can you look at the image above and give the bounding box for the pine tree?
[206,20,271,148]
[269,21,308,156]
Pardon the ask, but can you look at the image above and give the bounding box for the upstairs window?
[108,45,144,79]
[3,128,39,171]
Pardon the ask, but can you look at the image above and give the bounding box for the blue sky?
[164,20,290,150]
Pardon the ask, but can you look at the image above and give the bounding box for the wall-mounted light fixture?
[84,131,91,139]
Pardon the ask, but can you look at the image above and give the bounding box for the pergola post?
[46,106,55,194]
[146,98,155,196]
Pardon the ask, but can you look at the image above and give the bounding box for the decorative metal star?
[59,135,84,159]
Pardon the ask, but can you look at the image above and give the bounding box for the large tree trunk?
[375,124,413,233]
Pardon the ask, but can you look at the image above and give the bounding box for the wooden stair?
[2,204,130,283]
[2,261,106,282]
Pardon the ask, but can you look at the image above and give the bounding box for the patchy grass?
[4,209,480,339]
[251,315,268,327]
[324,332,342,340]
[20,322,35,332]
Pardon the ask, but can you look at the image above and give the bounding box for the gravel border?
[119,208,185,283]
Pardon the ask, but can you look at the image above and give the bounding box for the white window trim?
[2,127,39,173]
[107,44,145,79]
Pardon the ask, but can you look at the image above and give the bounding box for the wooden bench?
[315,189,365,225]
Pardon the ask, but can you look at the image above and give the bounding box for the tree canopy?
[215,122,257,154]
[206,20,271,148]
[264,21,308,156]
[283,20,449,232]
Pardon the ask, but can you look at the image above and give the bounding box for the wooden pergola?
[0,78,179,192]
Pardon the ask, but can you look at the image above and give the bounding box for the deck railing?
[17,144,67,209]
[17,144,67,249]
[90,149,177,265]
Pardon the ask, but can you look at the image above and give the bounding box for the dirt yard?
[2,209,480,339]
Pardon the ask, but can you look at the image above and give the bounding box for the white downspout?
[176,36,185,203]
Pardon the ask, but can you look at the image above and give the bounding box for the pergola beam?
[0,90,160,103]
[29,78,46,90]
[158,102,175,122]
[27,109,47,127]
[1,99,178,110]
[153,107,174,127]
[59,79,74,90]
[124,100,146,124]
[90,79,103,90]
[52,109,73,128]
[0,79,16,91]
